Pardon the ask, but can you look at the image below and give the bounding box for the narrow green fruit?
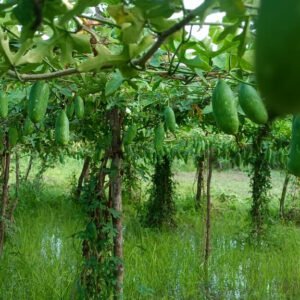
[28,81,50,123]
[66,102,75,119]
[0,92,8,118]
[212,80,239,135]
[55,110,69,145]
[0,130,4,152]
[8,127,18,148]
[164,107,176,133]
[74,96,84,119]
[256,0,300,115]
[238,84,268,124]
[23,117,35,135]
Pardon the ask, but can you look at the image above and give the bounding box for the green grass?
[0,210,82,299]
[0,159,84,299]
[1,158,300,299]
[124,207,300,299]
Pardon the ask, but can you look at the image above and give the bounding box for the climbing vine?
[143,155,176,228]
[249,124,272,229]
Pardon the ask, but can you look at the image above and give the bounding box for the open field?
[0,159,300,299]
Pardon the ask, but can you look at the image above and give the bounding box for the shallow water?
[41,233,63,260]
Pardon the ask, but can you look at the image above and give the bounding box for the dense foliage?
[0,0,299,298]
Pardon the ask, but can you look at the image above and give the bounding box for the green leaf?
[59,37,74,66]
[128,35,154,58]
[0,1,17,13]
[59,0,101,25]
[119,66,139,79]
[236,18,250,57]
[209,26,223,43]
[70,34,92,54]
[149,50,164,67]
[239,49,254,72]
[182,56,211,72]
[217,23,239,42]
[14,42,54,66]
[195,0,218,20]
[149,18,177,32]
[203,104,213,114]
[152,80,162,91]
[211,40,239,58]
[133,0,180,18]
[219,0,245,19]
[108,5,145,44]
[77,45,128,72]
[43,0,69,21]
[13,0,35,26]
[13,0,43,39]
[194,69,209,85]
[105,72,124,97]
[212,53,228,69]
[0,29,14,65]
[108,208,121,219]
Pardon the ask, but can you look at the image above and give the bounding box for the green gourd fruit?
[74,96,84,119]
[8,127,18,148]
[164,106,176,133]
[238,84,268,124]
[66,102,75,119]
[0,92,8,118]
[28,81,50,123]
[0,130,4,152]
[55,110,69,145]
[212,80,239,135]
[256,0,300,116]
[23,117,35,135]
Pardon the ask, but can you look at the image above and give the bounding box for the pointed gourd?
[23,116,35,135]
[238,84,268,124]
[55,110,69,145]
[28,81,50,123]
[154,123,165,153]
[256,0,300,115]
[74,96,84,120]
[8,127,18,148]
[0,92,8,118]
[212,80,239,135]
[164,107,176,133]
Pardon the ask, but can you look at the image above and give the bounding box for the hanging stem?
[0,133,10,256]
[24,155,33,181]
[279,173,290,219]
[195,155,205,210]
[75,156,91,200]
[9,151,20,223]
[204,148,213,263]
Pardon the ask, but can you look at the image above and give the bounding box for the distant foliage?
[143,156,176,228]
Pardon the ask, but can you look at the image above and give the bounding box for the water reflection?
[41,233,63,260]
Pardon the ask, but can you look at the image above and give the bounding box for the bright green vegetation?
[125,212,300,299]
[1,1,299,299]
[0,201,82,299]
[1,159,300,299]
[0,163,83,299]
